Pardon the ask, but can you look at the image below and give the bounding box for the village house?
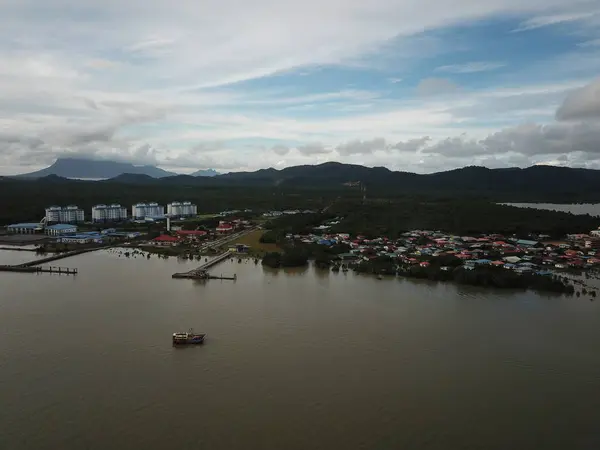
[152,235,179,246]
[216,221,234,233]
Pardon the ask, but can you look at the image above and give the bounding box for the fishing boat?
[172,328,206,346]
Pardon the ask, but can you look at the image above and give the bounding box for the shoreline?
[1,245,597,300]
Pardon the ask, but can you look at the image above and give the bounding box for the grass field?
[231,229,280,255]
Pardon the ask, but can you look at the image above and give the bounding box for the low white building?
[92,204,128,222]
[45,205,85,223]
[7,223,43,234]
[132,202,165,219]
[167,201,197,217]
[45,224,78,236]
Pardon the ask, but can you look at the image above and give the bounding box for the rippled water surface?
[1,249,599,450]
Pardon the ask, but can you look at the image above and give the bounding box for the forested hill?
[9,162,600,201]
[216,163,600,201]
[106,163,600,202]
[2,163,600,219]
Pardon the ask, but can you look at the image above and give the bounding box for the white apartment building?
[92,204,128,222]
[45,205,85,223]
[132,202,165,219]
[167,201,198,217]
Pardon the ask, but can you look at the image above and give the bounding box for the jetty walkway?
[0,265,78,275]
[18,245,113,267]
[0,245,113,276]
[172,251,236,280]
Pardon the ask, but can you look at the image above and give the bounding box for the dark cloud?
[422,135,487,157]
[272,145,290,155]
[296,143,331,155]
[418,122,600,158]
[66,126,116,146]
[336,138,387,155]
[556,78,600,121]
[392,137,430,152]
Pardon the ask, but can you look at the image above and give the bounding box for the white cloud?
[336,138,387,155]
[555,78,600,121]
[435,61,506,74]
[1,0,600,174]
[577,38,600,47]
[416,78,460,96]
[513,11,597,32]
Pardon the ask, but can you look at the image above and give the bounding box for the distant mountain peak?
[191,168,219,177]
[17,157,178,179]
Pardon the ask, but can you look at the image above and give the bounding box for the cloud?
[419,122,600,158]
[513,11,597,32]
[296,143,331,155]
[555,78,600,121]
[416,78,460,96]
[421,135,488,157]
[336,138,387,155]
[1,0,600,175]
[392,137,431,152]
[85,59,121,70]
[271,145,290,155]
[578,39,600,48]
[435,61,506,74]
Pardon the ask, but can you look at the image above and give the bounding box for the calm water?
[506,203,600,217]
[1,249,600,450]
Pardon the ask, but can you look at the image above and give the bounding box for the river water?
[505,203,600,217]
[1,249,599,450]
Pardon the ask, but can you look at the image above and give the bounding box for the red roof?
[153,235,178,242]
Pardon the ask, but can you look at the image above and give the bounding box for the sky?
[1,0,600,175]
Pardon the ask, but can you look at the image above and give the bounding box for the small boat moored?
[172,328,206,346]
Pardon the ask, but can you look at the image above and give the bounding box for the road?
[201,226,259,251]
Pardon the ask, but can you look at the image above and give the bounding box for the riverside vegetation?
[258,208,594,295]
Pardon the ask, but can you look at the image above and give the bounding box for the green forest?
[1,178,598,239]
[260,199,599,239]
[0,178,334,225]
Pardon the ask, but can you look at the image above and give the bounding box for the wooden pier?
[172,251,236,280]
[0,265,78,275]
[18,246,111,267]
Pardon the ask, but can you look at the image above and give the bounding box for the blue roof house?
[45,224,77,236]
[7,223,43,234]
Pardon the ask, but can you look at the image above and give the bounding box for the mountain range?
[17,158,220,179]
[10,159,600,202]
